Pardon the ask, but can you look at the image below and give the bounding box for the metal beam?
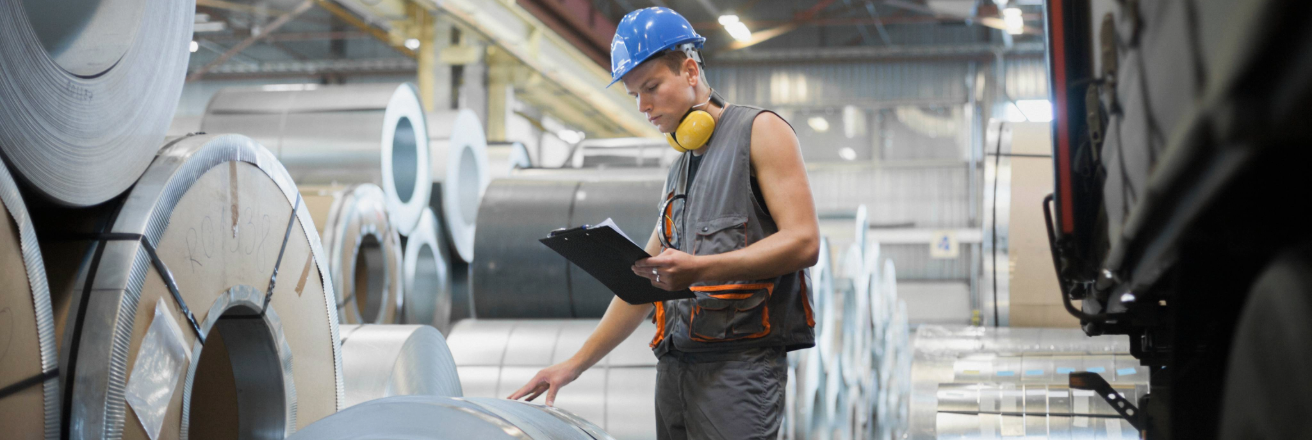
[414,4,437,111]
[515,0,611,67]
[194,39,260,66]
[692,11,1044,29]
[312,0,417,58]
[204,57,418,75]
[691,0,719,17]
[266,40,311,60]
[712,42,1044,63]
[187,0,314,82]
[413,0,657,138]
[204,30,376,43]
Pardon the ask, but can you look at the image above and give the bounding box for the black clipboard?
[539,225,694,304]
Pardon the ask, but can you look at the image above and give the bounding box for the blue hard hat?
[608,7,706,87]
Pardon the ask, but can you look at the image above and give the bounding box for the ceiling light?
[839,147,857,161]
[719,15,752,42]
[726,23,752,42]
[1003,8,1024,35]
[808,116,830,133]
[404,38,421,50]
[189,40,199,53]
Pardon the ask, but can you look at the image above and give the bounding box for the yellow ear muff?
[664,109,715,153]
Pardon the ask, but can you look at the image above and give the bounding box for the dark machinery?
[1044,1,1312,438]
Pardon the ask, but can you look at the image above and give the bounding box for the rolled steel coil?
[303,184,404,325]
[43,134,343,439]
[907,326,1139,439]
[569,137,678,169]
[471,178,663,319]
[935,383,1145,439]
[950,353,1148,385]
[934,411,1138,440]
[852,205,869,263]
[286,395,616,440]
[202,83,431,236]
[812,237,839,375]
[794,346,825,440]
[427,109,489,263]
[338,324,462,407]
[402,208,453,333]
[446,319,658,439]
[510,167,670,182]
[0,0,193,206]
[936,383,1148,417]
[486,141,532,180]
[0,160,57,439]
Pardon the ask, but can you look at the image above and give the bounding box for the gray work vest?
[651,104,816,356]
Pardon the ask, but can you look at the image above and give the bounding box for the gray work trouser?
[655,347,787,440]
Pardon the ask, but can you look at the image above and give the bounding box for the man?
[509,7,819,439]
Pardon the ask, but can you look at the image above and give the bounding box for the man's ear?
[684,57,701,88]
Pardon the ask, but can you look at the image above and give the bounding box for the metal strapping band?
[0,369,58,400]
[262,193,301,316]
[52,232,206,344]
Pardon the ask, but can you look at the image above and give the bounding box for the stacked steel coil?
[0,0,193,207]
[445,319,659,440]
[201,83,432,237]
[908,326,1150,439]
[783,205,913,440]
[403,209,454,333]
[35,135,343,440]
[287,395,615,440]
[471,177,664,318]
[1,6,511,439]
[0,160,57,439]
[427,109,490,264]
[339,324,463,407]
[201,85,490,332]
[302,184,405,325]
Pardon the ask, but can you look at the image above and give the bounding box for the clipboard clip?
[548,225,589,238]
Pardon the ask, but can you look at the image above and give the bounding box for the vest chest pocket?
[689,283,773,342]
[692,216,747,256]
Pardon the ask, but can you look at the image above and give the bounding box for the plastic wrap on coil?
[427,109,489,263]
[0,159,58,439]
[40,134,343,440]
[402,209,453,333]
[446,319,658,439]
[471,178,663,318]
[0,0,193,206]
[287,395,616,440]
[201,83,431,236]
[338,324,462,407]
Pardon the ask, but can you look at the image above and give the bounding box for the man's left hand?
[633,248,702,291]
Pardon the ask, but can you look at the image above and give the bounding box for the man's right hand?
[507,359,583,407]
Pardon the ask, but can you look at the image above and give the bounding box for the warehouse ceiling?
[189,0,419,81]
[186,0,1044,81]
[598,0,1044,55]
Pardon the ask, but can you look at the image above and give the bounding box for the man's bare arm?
[508,226,661,405]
